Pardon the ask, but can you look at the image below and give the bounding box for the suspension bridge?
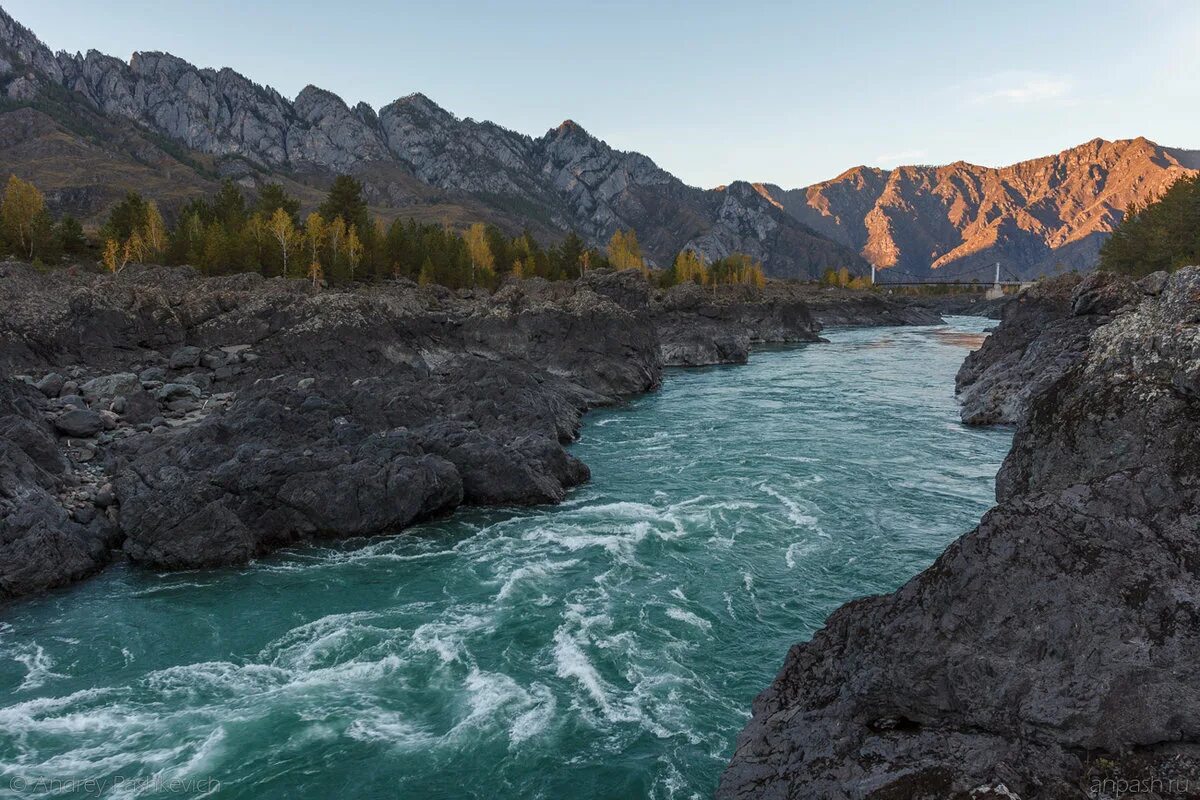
[870,262,1031,298]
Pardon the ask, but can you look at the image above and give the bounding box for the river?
[0,317,1011,799]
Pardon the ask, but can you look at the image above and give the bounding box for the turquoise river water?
[0,318,1011,800]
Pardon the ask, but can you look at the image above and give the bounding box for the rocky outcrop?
[761,139,1200,279]
[801,290,945,328]
[0,263,844,598]
[653,282,823,366]
[719,267,1200,799]
[955,272,1141,425]
[0,377,119,599]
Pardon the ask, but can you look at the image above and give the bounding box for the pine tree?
[212,180,248,231]
[56,216,86,256]
[318,175,370,235]
[100,191,148,243]
[254,183,300,223]
[1100,174,1200,276]
[418,256,435,286]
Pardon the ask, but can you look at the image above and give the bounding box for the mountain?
[0,6,863,279]
[760,138,1200,279]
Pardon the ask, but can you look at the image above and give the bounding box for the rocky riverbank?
[956,272,1143,425]
[718,267,1199,799]
[0,265,944,601]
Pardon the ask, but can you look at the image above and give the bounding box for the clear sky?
[6,0,1198,188]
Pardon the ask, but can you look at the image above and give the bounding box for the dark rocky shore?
[719,267,1199,799]
[0,265,942,600]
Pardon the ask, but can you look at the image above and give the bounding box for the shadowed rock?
[719,268,1200,799]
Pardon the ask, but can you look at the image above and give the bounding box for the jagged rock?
[956,274,1114,426]
[0,379,118,599]
[1137,270,1171,296]
[53,408,103,437]
[1070,269,1140,316]
[719,268,1200,799]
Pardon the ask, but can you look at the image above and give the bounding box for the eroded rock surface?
[955,272,1141,425]
[0,264,839,598]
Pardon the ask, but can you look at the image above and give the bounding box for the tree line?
[1100,174,1199,277]
[0,173,772,289]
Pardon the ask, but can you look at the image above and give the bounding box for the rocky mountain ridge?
[0,6,862,279]
[762,138,1200,279]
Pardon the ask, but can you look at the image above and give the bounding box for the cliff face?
[763,139,1200,279]
[0,8,863,280]
[719,267,1200,799]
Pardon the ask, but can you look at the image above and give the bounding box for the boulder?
[34,372,64,397]
[53,408,103,437]
[80,372,140,402]
[167,345,202,370]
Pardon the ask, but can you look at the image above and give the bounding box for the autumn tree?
[304,212,326,276]
[464,222,495,284]
[141,202,168,261]
[345,226,364,281]
[1,176,45,258]
[711,253,766,287]
[608,228,645,273]
[671,249,708,286]
[102,237,132,274]
[267,207,301,277]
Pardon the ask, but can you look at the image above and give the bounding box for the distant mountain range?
[0,6,1195,279]
[760,138,1200,279]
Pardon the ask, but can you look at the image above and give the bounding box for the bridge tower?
[986,262,1004,300]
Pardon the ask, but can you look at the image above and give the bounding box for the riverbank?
[719,268,1198,799]
[0,265,943,601]
[0,318,1009,798]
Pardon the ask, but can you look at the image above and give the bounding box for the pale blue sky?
[6,0,1198,188]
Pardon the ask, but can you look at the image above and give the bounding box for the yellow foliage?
[608,228,645,272]
[267,207,301,277]
[673,249,708,285]
[1,175,44,258]
[464,222,495,282]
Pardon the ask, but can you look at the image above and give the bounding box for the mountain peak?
[780,135,1199,278]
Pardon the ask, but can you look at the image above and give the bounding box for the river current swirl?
[0,317,1011,799]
